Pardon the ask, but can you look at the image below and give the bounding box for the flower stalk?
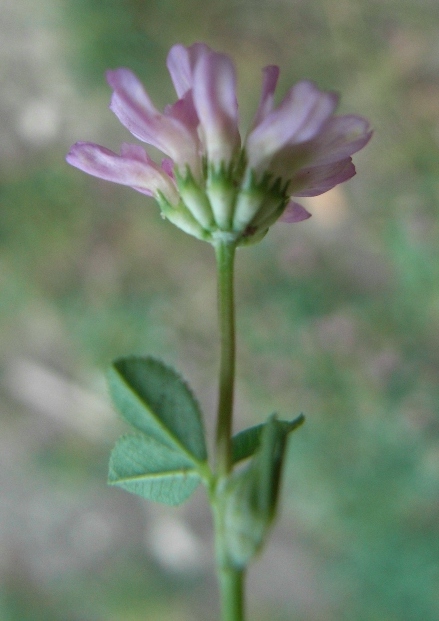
[214,239,237,478]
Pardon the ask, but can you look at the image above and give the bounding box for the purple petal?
[164,91,199,130]
[293,158,356,197]
[306,115,372,166]
[166,43,211,98]
[250,65,280,128]
[66,141,179,201]
[246,81,338,173]
[119,142,151,162]
[192,49,241,164]
[279,201,312,223]
[106,68,200,172]
[256,114,371,184]
[161,157,175,178]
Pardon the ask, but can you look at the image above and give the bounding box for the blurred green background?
[1,0,439,619]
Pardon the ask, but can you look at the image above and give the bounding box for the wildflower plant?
[67,43,371,620]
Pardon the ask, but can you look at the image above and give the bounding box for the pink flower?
[67,43,371,245]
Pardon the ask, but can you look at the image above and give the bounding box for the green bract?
[221,415,305,568]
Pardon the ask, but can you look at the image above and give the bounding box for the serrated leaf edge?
[108,431,212,485]
[108,355,208,465]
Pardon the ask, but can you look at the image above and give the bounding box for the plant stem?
[213,239,245,620]
[214,239,236,478]
[218,566,245,621]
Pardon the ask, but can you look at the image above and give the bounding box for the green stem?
[213,239,245,621]
[218,566,245,621]
[214,239,236,477]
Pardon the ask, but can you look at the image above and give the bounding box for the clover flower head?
[67,43,371,245]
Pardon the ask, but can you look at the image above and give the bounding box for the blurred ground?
[1,0,439,620]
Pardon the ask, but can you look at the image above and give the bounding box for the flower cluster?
[67,43,371,245]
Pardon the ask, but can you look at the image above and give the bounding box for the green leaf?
[109,433,202,505]
[108,356,207,463]
[223,414,305,568]
[231,423,265,464]
[231,413,305,464]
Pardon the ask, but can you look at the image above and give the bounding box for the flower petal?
[279,201,312,223]
[250,65,280,129]
[119,142,151,162]
[305,115,372,166]
[164,91,199,131]
[166,42,211,97]
[192,49,241,165]
[246,81,338,173]
[292,158,356,197]
[66,141,179,202]
[107,68,200,173]
[161,157,175,178]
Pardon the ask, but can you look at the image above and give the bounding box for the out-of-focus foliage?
[1,0,439,620]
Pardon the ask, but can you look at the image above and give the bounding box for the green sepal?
[223,414,304,568]
[231,413,305,464]
[109,433,202,505]
[206,161,237,230]
[155,191,209,242]
[174,166,215,231]
[107,356,208,463]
